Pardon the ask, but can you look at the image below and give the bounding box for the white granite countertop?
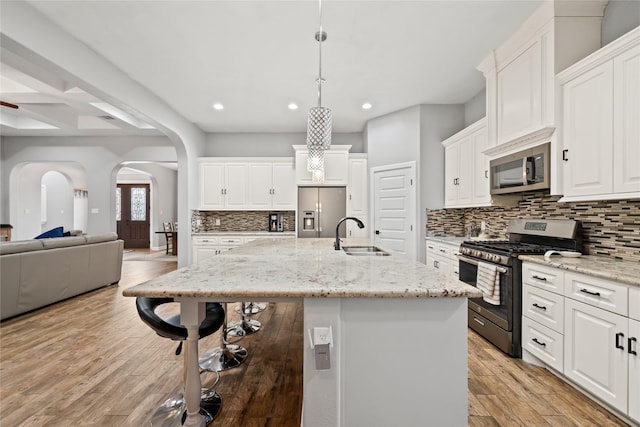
[519,254,640,288]
[123,238,482,299]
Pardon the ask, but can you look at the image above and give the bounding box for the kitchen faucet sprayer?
[334,217,364,250]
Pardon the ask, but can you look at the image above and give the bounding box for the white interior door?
[372,162,416,260]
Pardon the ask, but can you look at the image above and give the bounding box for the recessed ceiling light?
[288,103,299,110]
[362,102,372,110]
[212,103,224,110]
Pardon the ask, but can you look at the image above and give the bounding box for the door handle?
[532,338,546,347]
[615,332,625,350]
[375,230,380,235]
[629,337,637,355]
[579,288,601,297]
[562,149,569,161]
[532,303,547,311]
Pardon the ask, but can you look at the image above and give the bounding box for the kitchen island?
[123,238,481,426]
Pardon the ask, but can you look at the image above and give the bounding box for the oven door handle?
[458,255,508,274]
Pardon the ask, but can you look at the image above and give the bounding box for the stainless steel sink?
[342,246,390,256]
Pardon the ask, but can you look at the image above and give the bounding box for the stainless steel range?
[458,218,582,357]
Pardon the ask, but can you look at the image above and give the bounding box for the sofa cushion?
[84,232,118,244]
[34,226,64,239]
[0,240,44,255]
[41,236,87,249]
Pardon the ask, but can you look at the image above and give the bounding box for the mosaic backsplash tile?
[426,192,640,263]
[192,210,296,233]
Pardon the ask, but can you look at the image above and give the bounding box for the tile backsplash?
[426,192,640,262]
[192,210,296,233]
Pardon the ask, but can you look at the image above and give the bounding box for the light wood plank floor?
[0,250,631,426]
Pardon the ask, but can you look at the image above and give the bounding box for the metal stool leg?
[235,302,266,315]
[227,302,261,337]
[198,303,248,372]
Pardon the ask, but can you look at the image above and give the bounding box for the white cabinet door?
[472,127,491,204]
[323,151,349,185]
[347,215,368,238]
[629,318,640,423]
[456,135,473,205]
[613,45,640,194]
[348,158,367,217]
[224,163,249,209]
[496,40,542,145]
[271,161,296,210]
[444,143,459,207]
[562,61,614,198]
[199,162,225,209]
[248,162,273,209]
[564,298,628,413]
[193,246,217,264]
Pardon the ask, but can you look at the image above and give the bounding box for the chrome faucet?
[334,217,365,250]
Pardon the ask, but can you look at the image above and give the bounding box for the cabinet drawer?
[218,236,244,246]
[436,242,454,257]
[193,236,219,245]
[426,241,438,255]
[522,262,564,294]
[522,316,564,373]
[523,285,564,334]
[629,287,640,322]
[564,271,628,316]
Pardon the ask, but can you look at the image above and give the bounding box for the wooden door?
[117,184,150,249]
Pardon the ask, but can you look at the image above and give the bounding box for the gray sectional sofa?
[0,232,124,320]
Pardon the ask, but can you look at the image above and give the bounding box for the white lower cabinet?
[564,298,628,412]
[192,235,244,265]
[522,261,639,424]
[425,239,460,279]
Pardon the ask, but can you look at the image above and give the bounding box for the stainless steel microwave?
[489,143,550,195]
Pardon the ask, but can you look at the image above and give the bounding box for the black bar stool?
[136,297,225,425]
[198,302,248,372]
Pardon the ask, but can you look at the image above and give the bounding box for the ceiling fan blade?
[1,101,19,109]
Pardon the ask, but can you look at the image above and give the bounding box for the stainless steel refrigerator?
[298,187,347,238]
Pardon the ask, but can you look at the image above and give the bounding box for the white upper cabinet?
[442,118,490,208]
[247,160,296,210]
[477,1,606,157]
[199,161,248,210]
[557,27,640,202]
[294,145,350,185]
[199,158,295,211]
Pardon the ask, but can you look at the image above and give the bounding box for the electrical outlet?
[215,218,220,226]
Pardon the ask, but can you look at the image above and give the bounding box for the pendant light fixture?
[306,0,332,176]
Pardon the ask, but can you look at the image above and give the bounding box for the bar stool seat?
[136,297,225,425]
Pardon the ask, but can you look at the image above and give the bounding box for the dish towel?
[476,262,501,305]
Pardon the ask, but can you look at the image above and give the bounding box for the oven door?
[458,254,512,331]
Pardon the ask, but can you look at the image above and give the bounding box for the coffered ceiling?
[1,0,542,137]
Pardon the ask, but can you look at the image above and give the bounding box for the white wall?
[602,1,640,46]
[206,132,364,157]
[365,104,465,262]
[41,171,74,234]
[464,89,486,127]
[1,136,177,241]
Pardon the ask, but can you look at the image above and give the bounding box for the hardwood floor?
[0,250,630,426]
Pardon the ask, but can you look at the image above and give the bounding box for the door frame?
[370,161,417,260]
[116,183,151,249]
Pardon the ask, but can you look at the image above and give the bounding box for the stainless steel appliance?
[298,187,347,238]
[269,212,284,232]
[490,143,550,194]
[459,218,582,357]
